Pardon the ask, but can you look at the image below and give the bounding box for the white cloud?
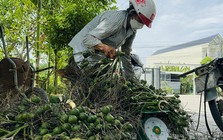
[191,17,223,27]
[207,2,223,14]
[190,28,223,37]
[169,0,184,5]
[157,14,188,25]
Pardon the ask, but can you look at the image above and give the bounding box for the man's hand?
[94,43,116,59]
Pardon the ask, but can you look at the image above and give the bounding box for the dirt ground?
[179,95,223,139]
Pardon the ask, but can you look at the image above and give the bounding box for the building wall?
[145,35,223,94]
[147,43,209,68]
[147,35,223,69]
[209,35,223,58]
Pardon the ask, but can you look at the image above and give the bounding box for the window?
[170,74,180,82]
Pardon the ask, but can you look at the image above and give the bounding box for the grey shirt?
[68,10,136,78]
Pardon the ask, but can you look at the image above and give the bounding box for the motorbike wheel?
[25,87,48,103]
[208,99,223,131]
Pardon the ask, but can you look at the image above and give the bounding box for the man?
[68,0,156,79]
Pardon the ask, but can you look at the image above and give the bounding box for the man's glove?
[94,43,116,59]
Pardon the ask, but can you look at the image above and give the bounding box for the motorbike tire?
[208,99,223,131]
[25,87,48,103]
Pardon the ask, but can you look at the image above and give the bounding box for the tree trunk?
[35,0,42,87]
[54,49,58,94]
[46,44,51,92]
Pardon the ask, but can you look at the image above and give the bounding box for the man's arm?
[94,43,116,59]
[82,15,123,58]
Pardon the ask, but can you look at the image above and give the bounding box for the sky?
[116,0,223,66]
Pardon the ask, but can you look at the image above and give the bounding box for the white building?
[147,34,223,69]
[145,34,223,94]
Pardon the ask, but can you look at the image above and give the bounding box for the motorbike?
[179,57,223,136]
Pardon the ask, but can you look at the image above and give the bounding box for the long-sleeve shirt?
[68,10,136,78]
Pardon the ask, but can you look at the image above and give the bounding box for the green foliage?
[0,0,117,92]
[160,66,192,94]
[0,0,37,59]
[160,66,190,72]
[161,81,173,94]
[160,66,193,94]
[44,0,117,52]
[200,56,213,65]
[180,75,193,94]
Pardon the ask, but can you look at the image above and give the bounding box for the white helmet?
[129,0,156,28]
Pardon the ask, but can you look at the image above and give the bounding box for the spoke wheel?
[208,99,223,131]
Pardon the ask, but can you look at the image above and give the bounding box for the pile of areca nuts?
[0,53,191,140]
